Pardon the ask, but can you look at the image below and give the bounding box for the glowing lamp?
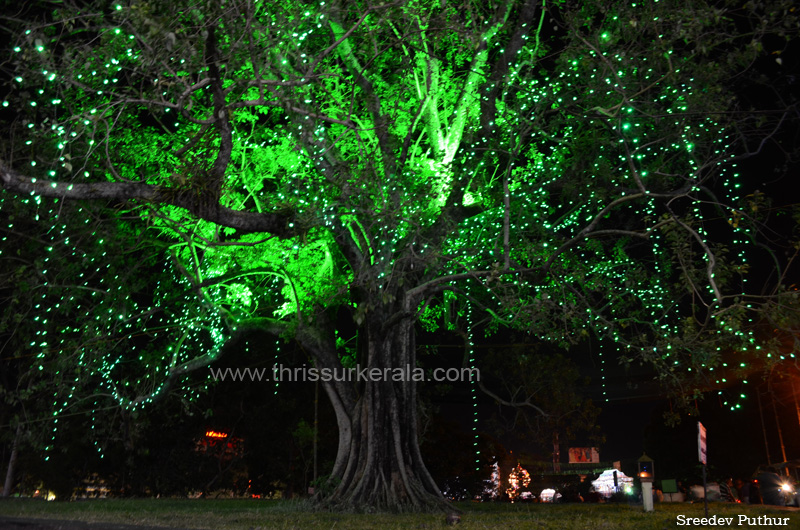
[638,453,654,482]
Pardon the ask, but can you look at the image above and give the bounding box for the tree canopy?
[2,0,799,510]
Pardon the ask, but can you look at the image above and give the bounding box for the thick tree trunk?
[2,423,22,498]
[317,317,448,512]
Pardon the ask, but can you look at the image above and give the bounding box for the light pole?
[638,453,655,512]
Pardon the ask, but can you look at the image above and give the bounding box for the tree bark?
[2,423,22,498]
[316,316,447,512]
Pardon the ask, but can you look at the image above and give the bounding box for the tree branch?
[0,165,295,235]
[477,378,549,417]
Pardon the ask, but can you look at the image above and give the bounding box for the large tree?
[1,0,798,510]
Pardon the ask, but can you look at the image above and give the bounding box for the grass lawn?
[1,498,799,529]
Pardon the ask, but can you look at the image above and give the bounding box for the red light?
[205,430,228,439]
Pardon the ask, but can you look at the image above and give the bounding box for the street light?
[638,453,655,512]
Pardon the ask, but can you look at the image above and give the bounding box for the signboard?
[698,422,707,464]
[568,447,600,463]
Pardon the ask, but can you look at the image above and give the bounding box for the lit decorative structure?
[195,429,244,459]
[506,463,531,502]
[205,430,228,439]
[638,453,655,512]
[591,468,633,497]
[540,488,560,503]
[482,461,501,500]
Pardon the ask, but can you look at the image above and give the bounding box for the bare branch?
[0,165,294,235]
[477,378,549,418]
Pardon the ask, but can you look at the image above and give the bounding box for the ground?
[2,499,800,529]
[0,517,192,530]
